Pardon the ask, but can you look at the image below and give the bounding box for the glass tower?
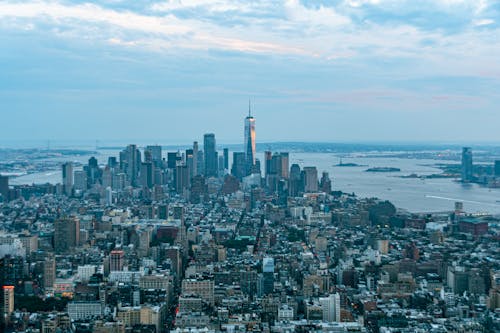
[244,102,256,175]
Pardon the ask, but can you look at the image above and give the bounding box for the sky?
[1,0,499,145]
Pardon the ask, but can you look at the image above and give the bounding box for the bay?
[9,150,500,214]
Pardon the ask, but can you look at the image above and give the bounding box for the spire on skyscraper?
[244,102,256,175]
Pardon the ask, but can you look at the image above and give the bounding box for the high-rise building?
[461,147,473,182]
[175,165,190,194]
[62,162,73,195]
[0,175,9,202]
[102,167,113,188]
[145,145,162,166]
[244,105,256,175]
[110,250,124,271]
[289,164,302,197]
[123,144,140,186]
[73,170,88,191]
[43,254,56,290]
[280,152,289,179]
[197,150,204,176]
[157,204,169,219]
[204,133,218,177]
[190,175,207,204]
[19,235,38,255]
[108,156,118,169]
[105,186,113,206]
[2,285,14,321]
[223,148,229,170]
[185,149,194,179]
[231,152,246,180]
[0,258,6,328]
[87,156,100,186]
[302,166,318,193]
[140,162,154,188]
[319,293,341,322]
[262,257,274,295]
[54,216,80,253]
[173,205,184,221]
[264,151,272,178]
[265,152,289,192]
[218,155,225,176]
[319,171,332,193]
[144,149,153,163]
[167,152,177,169]
[193,141,199,176]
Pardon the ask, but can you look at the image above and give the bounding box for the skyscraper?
[140,162,154,188]
[2,286,14,321]
[145,145,162,166]
[62,162,73,195]
[264,151,272,178]
[204,133,218,178]
[124,144,140,186]
[73,170,88,191]
[289,164,302,197]
[193,141,199,176]
[167,152,178,169]
[223,148,229,170]
[175,165,190,194]
[319,171,332,193]
[54,216,80,253]
[43,254,55,290]
[262,257,274,295]
[231,152,246,180]
[303,166,319,193]
[319,293,341,322]
[244,104,256,175]
[280,152,289,179]
[186,149,194,179]
[110,250,124,271]
[0,175,9,201]
[461,147,473,182]
[87,156,99,186]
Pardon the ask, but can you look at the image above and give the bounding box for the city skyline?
[1,1,500,143]
[1,2,500,332]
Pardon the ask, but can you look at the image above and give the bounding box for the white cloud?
[284,0,351,28]
[0,2,191,35]
[150,0,261,13]
[0,1,310,55]
[0,0,499,79]
[345,0,381,8]
[474,18,495,26]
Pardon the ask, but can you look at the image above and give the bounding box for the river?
[8,150,500,214]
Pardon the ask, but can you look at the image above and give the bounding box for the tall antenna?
[248,99,251,117]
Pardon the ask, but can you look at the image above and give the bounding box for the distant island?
[365,167,401,172]
[334,161,366,167]
[400,173,457,179]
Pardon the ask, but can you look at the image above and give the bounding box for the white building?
[320,293,341,322]
[68,302,102,320]
[278,304,294,321]
[77,265,96,282]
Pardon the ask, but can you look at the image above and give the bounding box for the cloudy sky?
[1,0,499,145]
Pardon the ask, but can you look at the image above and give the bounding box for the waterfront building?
[461,147,473,182]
